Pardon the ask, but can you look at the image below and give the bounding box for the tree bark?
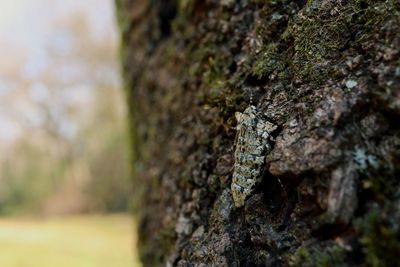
[116,0,400,266]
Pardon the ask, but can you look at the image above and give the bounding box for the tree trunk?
[116,0,400,266]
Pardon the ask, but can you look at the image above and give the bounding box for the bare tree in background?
[0,12,130,215]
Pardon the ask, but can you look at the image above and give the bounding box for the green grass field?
[0,214,141,267]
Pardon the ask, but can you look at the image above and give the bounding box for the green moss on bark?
[117,0,400,266]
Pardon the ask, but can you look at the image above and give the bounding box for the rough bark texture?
[116,0,400,266]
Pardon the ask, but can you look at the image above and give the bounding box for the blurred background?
[0,0,139,266]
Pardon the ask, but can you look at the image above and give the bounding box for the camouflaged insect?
[231,105,277,207]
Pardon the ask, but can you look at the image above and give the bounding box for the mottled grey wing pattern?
[231,106,277,207]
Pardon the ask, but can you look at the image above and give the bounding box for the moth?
[231,105,277,207]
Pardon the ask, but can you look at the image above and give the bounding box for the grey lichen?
[345,79,358,89]
[353,147,379,171]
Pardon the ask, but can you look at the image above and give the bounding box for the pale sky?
[0,0,118,141]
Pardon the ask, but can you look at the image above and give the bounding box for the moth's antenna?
[250,90,254,106]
